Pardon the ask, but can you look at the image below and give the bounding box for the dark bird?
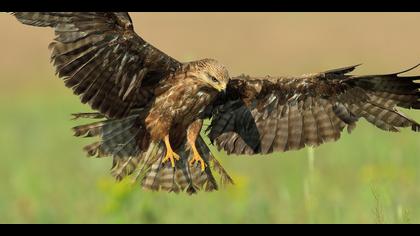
[10,12,420,194]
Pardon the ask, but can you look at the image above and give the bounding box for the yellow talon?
[162,135,180,168]
[162,149,180,168]
[186,119,207,172]
[189,149,207,172]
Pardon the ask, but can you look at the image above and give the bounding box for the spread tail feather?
[139,136,234,194]
[72,112,233,194]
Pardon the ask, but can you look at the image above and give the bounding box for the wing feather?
[208,64,420,156]
[13,12,181,119]
[287,100,304,151]
[274,105,289,153]
[302,97,319,147]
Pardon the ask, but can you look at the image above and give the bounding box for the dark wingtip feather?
[324,64,362,76]
[391,63,420,75]
[72,124,101,138]
[71,112,104,120]
[72,126,85,137]
[412,123,420,132]
[83,142,101,157]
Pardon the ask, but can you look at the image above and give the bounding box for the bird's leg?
[187,120,207,172]
[162,134,180,168]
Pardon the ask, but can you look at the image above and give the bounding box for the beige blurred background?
[0,13,420,223]
[2,13,420,85]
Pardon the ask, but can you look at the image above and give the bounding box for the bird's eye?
[210,76,218,83]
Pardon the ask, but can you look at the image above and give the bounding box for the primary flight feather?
[11,12,420,194]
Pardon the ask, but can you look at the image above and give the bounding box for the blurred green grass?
[0,81,419,223]
[1,13,420,223]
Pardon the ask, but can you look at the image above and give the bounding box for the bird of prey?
[11,12,420,194]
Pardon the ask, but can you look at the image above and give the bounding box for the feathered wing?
[13,12,234,193]
[13,12,181,119]
[207,64,420,155]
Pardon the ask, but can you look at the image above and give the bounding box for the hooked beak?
[215,83,227,92]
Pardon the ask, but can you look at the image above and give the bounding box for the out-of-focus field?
[0,12,420,223]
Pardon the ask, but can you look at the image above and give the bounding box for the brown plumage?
[11,12,420,194]
[207,65,420,155]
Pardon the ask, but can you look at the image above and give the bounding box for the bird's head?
[188,58,230,92]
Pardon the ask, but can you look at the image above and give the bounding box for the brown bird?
[11,12,420,194]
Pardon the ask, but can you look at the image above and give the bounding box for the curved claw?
[189,153,207,172]
[162,135,180,168]
[162,150,180,168]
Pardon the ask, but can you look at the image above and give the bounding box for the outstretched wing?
[207,64,420,155]
[13,12,181,118]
